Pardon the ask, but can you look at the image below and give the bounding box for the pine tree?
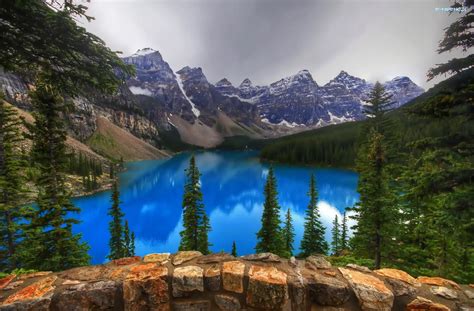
[197,214,212,255]
[123,220,135,257]
[331,215,340,255]
[21,82,90,271]
[231,241,237,257]
[108,181,124,260]
[300,174,328,256]
[350,128,397,269]
[256,167,284,256]
[179,155,210,252]
[340,211,349,252]
[283,208,295,257]
[0,96,28,270]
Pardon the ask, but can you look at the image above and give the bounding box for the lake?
[72,151,359,264]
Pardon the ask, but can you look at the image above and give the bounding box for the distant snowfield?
[175,73,201,118]
[129,86,152,96]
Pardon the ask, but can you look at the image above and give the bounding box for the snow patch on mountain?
[129,86,153,96]
[176,73,200,118]
[129,48,157,57]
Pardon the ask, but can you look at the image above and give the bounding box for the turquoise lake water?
[72,151,359,264]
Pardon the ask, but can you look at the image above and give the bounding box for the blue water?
[72,151,359,264]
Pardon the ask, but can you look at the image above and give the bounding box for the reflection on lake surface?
[73,151,359,264]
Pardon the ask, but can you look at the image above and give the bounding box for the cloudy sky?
[80,0,465,89]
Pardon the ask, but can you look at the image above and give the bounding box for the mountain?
[0,47,424,150]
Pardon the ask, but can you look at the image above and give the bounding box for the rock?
[143,253,170,264]
[306,255,332,269]
[3,281,23,291]
[172,300,210,311]
[406,296,450,311]
[324,271,337,277]
[374,268,419,296]
[62,280,82,286]
[430,286,458,300]
[289,256,297,267]
[1,276,57,308]
[196,253,234,264]
[307,273,350,306]
[241,252,281,262]
[204,264,221,292]
[464,290,474,299]
[246,265,288,310]
[0,275,16,290]
[346,264,371,273]
[62,265,108,282]
[172,266,204,297]
[222,261,245,293]
[51,280,120,311]
[214,294,241,311]
[123,264,169,310]
[339,267,393,311]
[172,251,202,266]
[112,256,141,266]
[417,276,460,290]
[17,271,52,280]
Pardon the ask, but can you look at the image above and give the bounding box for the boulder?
[143,253,170,264]
[172,266,204,297]
[417,276,460,290]
[406,296,450,311]
[222,261,245,293]
[196,253,234,264]
[17,272,52,281]
[241,252,281,262]
[346,264,371,273]
[172,299,210,311]
[172,251,202,266]
[122,264,169,310]
[204,264,221,292]
[307,273,350,306]
[430,286,458,300]
[374,268,419,296]
[464,290,474,299]
[306,255,332,269]
[214,294,241,311]
[1,276,57,310]
[112,256,142,266]
[339,267,393,311]
[51,280,120,310]
[0,275,16,290]
[246,265,288,310]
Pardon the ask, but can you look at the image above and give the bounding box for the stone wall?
[0,252,472,310]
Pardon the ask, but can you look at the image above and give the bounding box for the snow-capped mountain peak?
[129,48,159,57]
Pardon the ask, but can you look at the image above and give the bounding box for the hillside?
[258,69,474,167]
[87,117,170,161]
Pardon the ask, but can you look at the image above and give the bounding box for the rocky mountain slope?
[0,251,472,310]
[0,48,424,149]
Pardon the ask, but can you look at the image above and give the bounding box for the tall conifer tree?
[256,167,284,256]
[340,211,349,252]
[331,215,340,255]
[108,181,124,260]
[231,241,237,257]
[300,174,328,256]
[283,208,295,257]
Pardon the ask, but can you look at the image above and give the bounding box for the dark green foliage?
[0,96,29,271]
[20,82,90,271]
[66,151,104,192]
[123,220,135,257]
[179,155,211,254]
[283,208,295,258]
[231,241,237,257]
[300,174,328,256]
[0,0,134,97]
[108,181,124,260]
[331,215,340,256]
[256,167,285,256]
[340,211,349,252]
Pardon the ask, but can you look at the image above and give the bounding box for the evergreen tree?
[331,215,340,255]
[283,208,295,257]
[0,96,28,271]
[179,155,210,252]
[197,214,212,255]
[21,82,90,271]
[108,181,124,260]
[231,241,237,257]
[123,220,135,257]
[350,128,397,269]
[300,174,328,256]
[340,211,349,252]
[256,167,284,256]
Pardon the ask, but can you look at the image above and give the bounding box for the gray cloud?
[81,0,465,89]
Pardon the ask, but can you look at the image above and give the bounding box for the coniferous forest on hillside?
[0,0,472,292]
